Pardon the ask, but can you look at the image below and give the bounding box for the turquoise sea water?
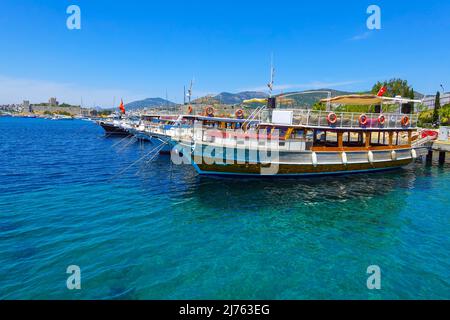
[0,117,449,299]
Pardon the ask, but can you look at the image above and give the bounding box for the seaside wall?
[30,105,82,115]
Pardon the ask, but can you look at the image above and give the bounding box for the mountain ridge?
[192,91,268,105]
[124,97,176,110]
[124,88,426,110]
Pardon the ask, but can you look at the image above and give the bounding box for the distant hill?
[124,88,426,110]
[276,89,425,107]
[193,91,268,105]
[125,98,176,110]
[275,89,355,107]
[193,89,372,107]
[215,91,268,104]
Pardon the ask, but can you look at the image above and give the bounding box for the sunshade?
[320,94,421,105]
[320,95,385,105]
[243,98,268,104]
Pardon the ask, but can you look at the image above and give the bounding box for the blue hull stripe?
[192,162,407,177]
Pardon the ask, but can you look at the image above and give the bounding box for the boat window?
[340,131,366,148]
[293,130,306,140]
[278,128,288,137]
[313,130,339,147]
[397,131,410,146]
[370,131,389,146]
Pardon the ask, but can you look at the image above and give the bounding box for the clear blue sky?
[0,0,449,106]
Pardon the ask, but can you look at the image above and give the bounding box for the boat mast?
[187,78,194,104]
[267,54,276,109]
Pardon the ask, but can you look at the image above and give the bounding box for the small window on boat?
[293,130,305,139]
[342,131,365,147]
[370,131,389,146]
[258,141,266,146]
[279,142,286,147]
[313,130,339,147]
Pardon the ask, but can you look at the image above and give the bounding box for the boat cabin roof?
[259,123,416,132]
[181,114,260,124]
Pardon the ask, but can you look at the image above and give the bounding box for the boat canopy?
[320,94,421,105]
[181,114,259,124]
[243,98,268,104]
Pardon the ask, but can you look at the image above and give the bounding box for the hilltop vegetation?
[371,78,422,99]
[124,79,426,111]
[276,89,356,108]
[193,91,268,105]
[124,98,176,110]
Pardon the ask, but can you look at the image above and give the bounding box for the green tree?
[371,78,415,97]
[432,91,441,124]
[418,109,433,127]
[438,104,450,125]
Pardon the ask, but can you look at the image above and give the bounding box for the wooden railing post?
[338,132,343,150]
[365,132,371,148]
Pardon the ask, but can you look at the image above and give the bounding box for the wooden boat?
[97,119,131,136]
[171,95,429,176]
[132,115,193,153]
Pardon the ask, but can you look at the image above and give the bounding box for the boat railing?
[260,109,418,129]
[243,105,266,128]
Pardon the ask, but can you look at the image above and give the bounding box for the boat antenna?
[265,53,278,109]
[187,78,194,104]
[267,53,275,98]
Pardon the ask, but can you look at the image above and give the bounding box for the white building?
[422,93,450,109]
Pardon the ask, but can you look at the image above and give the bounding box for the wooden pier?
[426,127,450,165]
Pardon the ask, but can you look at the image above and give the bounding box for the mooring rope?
[108,141,169,182]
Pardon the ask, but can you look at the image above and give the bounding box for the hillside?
[124,97,176,110]
[124,88,425,110]
[276,89,425,107]
[276,89,355,107]
[192,91,268,105]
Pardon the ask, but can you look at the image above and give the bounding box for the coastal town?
[1,89,450,121]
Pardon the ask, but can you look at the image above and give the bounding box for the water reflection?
[185,167,418,208]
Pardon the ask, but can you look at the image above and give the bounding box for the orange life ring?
[401,116,410,127]
[326,112,337,125]
[205,106,214,117]
[187,105,193,114]
[378,114,386,125]
[359,114,368,126]
[235,109,244,119]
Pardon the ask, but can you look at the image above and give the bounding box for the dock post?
[426,150,433,164]
[438,152,446,165]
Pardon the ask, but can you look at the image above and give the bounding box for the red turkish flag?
[119,99,125,114]
[377,86,387,97]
